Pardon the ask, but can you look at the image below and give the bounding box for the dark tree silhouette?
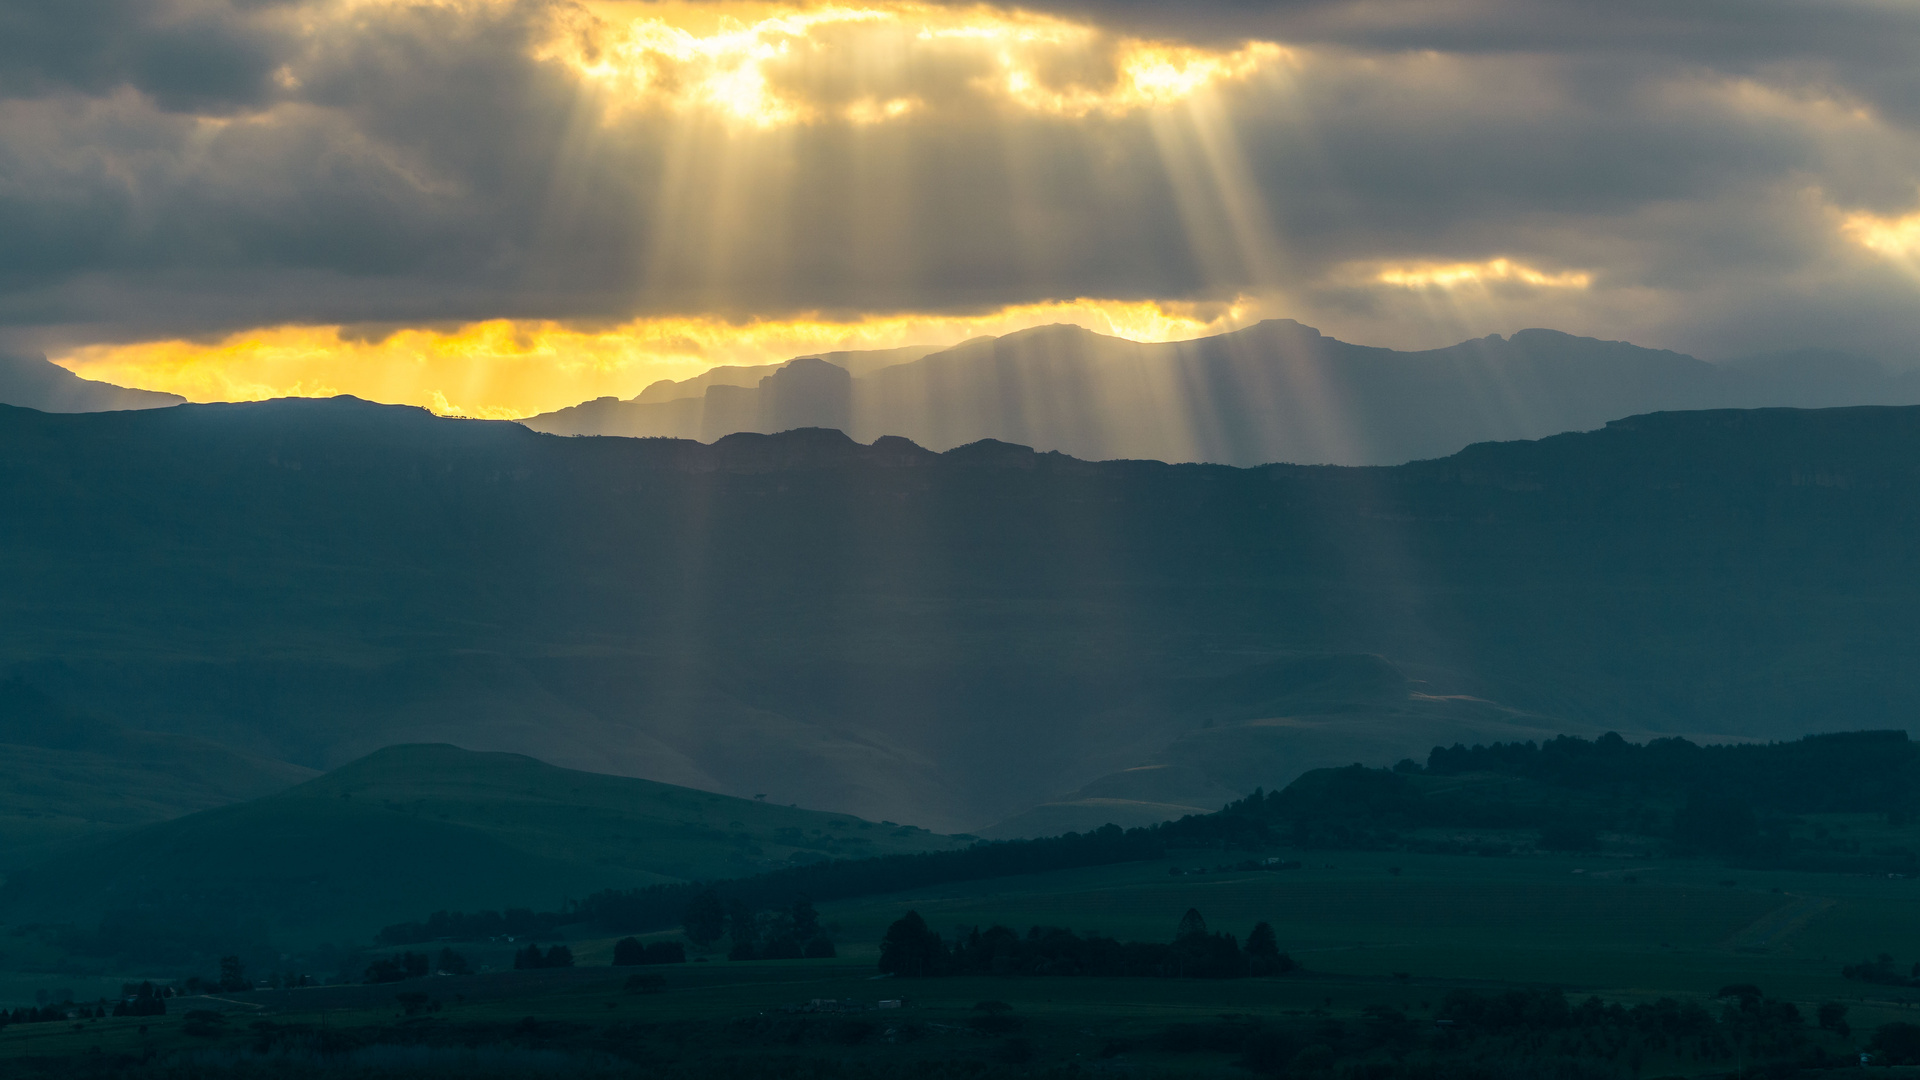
[878,911,946,976]
[1175,909,1208,941]
[790,898,821,940]
[217,956,249,992]
[512,944,571,970]
[1245,922,1294,975]
[682,889,726,947]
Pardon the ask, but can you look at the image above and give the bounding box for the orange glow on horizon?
[54,298,1266,420]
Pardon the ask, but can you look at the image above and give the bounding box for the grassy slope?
[0,678,318,873]
[0,744,967,948]
[287,743,969,883]
[0,739,316,879]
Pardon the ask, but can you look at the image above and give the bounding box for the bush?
[1872,1021,1920,1065]
[364,952,430,984]
[513,944,574,970]
[435,947,471,975]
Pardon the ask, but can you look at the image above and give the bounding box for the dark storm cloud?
[0,0,300,112]
[0,0,1917,363]
[1028,0,1920,153]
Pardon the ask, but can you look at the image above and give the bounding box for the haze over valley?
[5,398,1916,839]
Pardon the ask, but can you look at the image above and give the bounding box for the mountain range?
[2,397,1917,840]
[0,351,184,413]
[522,321,1920,466]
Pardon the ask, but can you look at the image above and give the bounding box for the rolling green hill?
[0,679,315,873]
[0,744,967,958]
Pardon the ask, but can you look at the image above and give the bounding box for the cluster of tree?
[1188,729,1920,863]
[365,947,469,983]
[612,938,686,966]
[376,907,570,946]
[1422,730,1918,815]
[1841,953,1920,988]
[513,944,574,970]
[1,1000,113,1025]
[364,952,427,983]
[695,893,835,960]
[191,955,254,993]
[876,908,1292,979]
[110,982,166,1017]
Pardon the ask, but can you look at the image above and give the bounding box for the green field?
[8,842,1920,1077]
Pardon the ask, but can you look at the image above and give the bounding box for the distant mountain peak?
[522,321,1920,467]
[0,352,184,413]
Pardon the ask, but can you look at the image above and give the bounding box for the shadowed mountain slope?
[0,743,964,951]
[522,321,1920,465]
[0,678,315,871]
[3,399,1920,831]
[0,352,184,412]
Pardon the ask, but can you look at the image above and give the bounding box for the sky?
[4,0,1920,418]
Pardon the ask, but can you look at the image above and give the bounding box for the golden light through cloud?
[1373,258,1594,291]
[1842,206,1920,274]
[546,1,1290,127]
[54,298,1266,419]
[41,4,1304,425]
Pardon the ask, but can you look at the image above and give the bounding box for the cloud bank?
[4,0,1919,411]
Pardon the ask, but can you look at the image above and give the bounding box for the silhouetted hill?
[0,352,184,412]
[0,743,964,954]
[3,398,1920,831]
[522,321,1920,465]
[0,678,315,871]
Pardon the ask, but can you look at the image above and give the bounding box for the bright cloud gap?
[1372,258,1594,291]
[546,2,1290,127]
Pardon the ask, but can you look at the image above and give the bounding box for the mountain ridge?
[521,320,1920,466]
[4,398,1919,832]
[0,352,185,413]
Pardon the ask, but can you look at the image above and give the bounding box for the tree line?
[1194,729,1920,863]
[876,907,1293,979]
